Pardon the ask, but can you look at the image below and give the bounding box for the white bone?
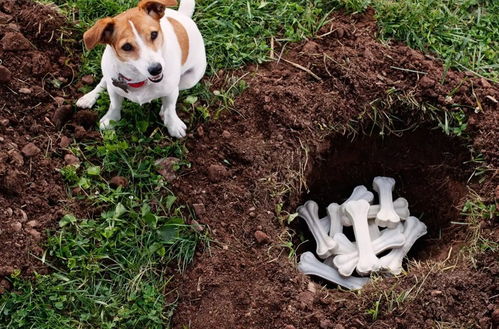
[379,216,427,275]
[327,203,343,237]
[298,252,369,290]
[343,200,380,275]
[297,201,337,259]
[320,197,409,231]
[373,176,399,228]
[368,197,410,220]
[368,219,381,240]
[333,224,406,276]
[340,185,375,226]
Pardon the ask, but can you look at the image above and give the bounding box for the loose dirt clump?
[0,0,84,281]
[171,9,498,328]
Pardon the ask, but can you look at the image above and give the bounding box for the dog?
[76,0,206,138]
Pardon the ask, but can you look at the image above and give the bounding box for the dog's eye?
[122,43,133,51]
[151,31,158,40]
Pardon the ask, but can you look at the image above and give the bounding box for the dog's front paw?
[76,93,98,109]
[164,116,187,138]
[99,114,121,130]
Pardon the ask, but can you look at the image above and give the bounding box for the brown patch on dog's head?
[83,0,177,62]
[138,0,178,20]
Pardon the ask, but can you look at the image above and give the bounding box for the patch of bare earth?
[0,0,90,289]
[171,9,498,328]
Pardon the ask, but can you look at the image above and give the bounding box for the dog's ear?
[138,0,178,20]
[83,17,115,50]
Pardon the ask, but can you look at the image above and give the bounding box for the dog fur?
[76,0,206,138]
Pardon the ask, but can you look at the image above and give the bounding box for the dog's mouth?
[149,74,163,83]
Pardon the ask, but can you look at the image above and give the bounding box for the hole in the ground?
[293,126,471,273]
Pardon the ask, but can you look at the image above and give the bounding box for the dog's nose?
[148,63,163,76]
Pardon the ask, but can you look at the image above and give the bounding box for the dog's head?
[83,0,178,83]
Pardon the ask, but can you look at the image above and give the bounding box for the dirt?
[0,0,87,281]
[171,9,498,329]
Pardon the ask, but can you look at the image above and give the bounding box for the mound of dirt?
[0,0,85,285]
[171,9,498,328]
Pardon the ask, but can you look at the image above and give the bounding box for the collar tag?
[112,74,129,93]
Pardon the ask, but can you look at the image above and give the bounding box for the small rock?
[0,118,9,126]
[302,41,320,53]
[21,143,41,157]
[26,220,39,228]
[419,76,435,89]
[207,164,228,183]
[430,290,442,297]
[109,176,128,188]
[0,266,15,276]
[196,126,204,136]
[492,308,499,325]
[81,75,95,85]
[1,32,31,51]
[307,281,316,293]
[54,97,65,105]
[0,279,12,294]
[11,222,22,232]
[19,88,32,94]
[5,208,13,217]
[297,291,315,310]
[0,65,12,84]
[249,212,256,218]
[284,326,296,329]
[192,203,206,217]
[64,153,79,166]
[59,136,72,148]
[155,157,180,181]
[191,219,205,232]
[27,229,41,241]
[320,319,333,329]
[254,230,270,244]
[18,209,27,222]
[222,130,231,138]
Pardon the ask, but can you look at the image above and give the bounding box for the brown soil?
[0,0,85,284]
[171,9,498,329]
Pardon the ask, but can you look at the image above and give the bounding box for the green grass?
[2,0,498,328]
[340,0,499,81]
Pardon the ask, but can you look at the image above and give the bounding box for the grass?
[1,0,498,328]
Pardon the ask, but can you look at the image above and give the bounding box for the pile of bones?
[297,176,427,290]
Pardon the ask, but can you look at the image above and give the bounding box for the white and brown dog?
[76,0,206,138]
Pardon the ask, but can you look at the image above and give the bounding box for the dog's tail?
[178,0,195,18]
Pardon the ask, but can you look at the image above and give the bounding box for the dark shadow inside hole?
[292,127,471,267]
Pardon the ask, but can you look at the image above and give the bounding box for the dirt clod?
[74,110,98,129]
[1,32,31,51]
[64,154,79,166]
[155,157,179,181]
[109,176,128,188]
[81,74,94,85]
[52,105,73,128]
[18,87,31,94]
[207,164,228,183]
[254,230,270,244]
[192,203,206,218]
[0,65,11,83]
[59,136,72,148]
[21,143,40,157]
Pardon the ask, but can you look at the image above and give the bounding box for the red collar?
[119,74,147,88]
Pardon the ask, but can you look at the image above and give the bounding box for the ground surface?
[0,1,497,328]
[171,10,498,328]
[0,0,88,284]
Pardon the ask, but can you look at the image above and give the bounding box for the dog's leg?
[76,78,107,109]
[160,88,187,138]
[99,89,124,130]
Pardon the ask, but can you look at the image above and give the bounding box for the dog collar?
[112,73,147,93]
[119,74,147,88]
